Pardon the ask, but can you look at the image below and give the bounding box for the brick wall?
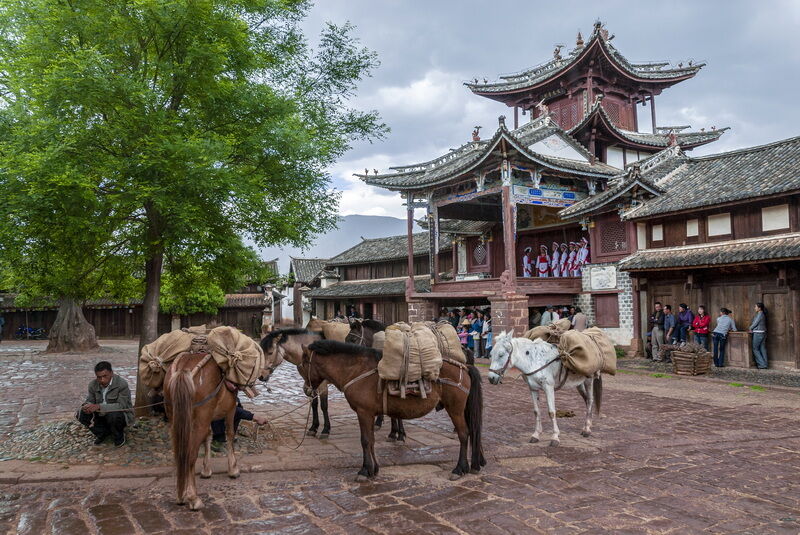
[407,299,439,323]
[576,262,636,348]
[489,294,529,337]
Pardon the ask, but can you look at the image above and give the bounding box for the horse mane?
[360,319,386,332]
[261,328,319,353]
[308,340,381,360]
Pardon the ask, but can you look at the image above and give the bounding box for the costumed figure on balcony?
[550,242,560,278]
[576,237,590,276]
[558,243,569,277]
[536,245,551,278]
[567,242,578,277]
[522,247,533,278]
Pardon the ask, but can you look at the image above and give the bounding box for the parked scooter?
[13,325,47,340]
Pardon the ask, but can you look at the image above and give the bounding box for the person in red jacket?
[691,305,711,350]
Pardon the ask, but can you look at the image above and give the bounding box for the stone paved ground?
[1,342,800,534]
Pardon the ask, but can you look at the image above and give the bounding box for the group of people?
[522,237,589,278]
[441,308,492,359]
[533,304,590,331]
[649,302,769,369]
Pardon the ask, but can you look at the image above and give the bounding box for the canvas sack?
[525,318,572,344]
[424,321,466,363]
[321,321,351,342]
[139,330,194,388]
[207,326,266,387]
[378,321,443,383]
[583,327,617,375]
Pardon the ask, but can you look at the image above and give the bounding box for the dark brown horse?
[163,349,281,510]
[301,340,485,481]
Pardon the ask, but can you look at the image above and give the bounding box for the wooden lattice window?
[605,101,620,126]
[473,243,487,265]
[600,220,627,253]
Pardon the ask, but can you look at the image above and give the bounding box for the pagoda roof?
[466,22,703,102]
[416,218,495,236]
[569,100,727,150]
[356,116,617,192]
[326,232,453,266]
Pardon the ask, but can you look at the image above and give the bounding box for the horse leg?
[225,410,240,479]
[319,392,331,439]
[184,431,206,510]
[529,389,543,443]
[396,419,406,442]
[443,402,470,480]
[387,417,397,442]
[307,395,319,437]
[580,377,594,437]
[544,383,560,447]
[200,434,213,479]
[355,410,377,481]
[375,414,384,429]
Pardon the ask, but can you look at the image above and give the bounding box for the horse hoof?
[580,431,591,437]
[176,499,186,506]
[228,470,240,479]
[200,472,212,479]
[319,433,329,440]
[306,430,317,437]
[529,436,539,444]
[449,472,463,481]
[397,437,405,443]
[355,474,369,482]
[469,468,481,474]
[548,440,560,447]
[386,436,396,442]
[188,498,203,511]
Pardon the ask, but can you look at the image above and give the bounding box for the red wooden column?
[406,193,415,279]
[501,185,517,282]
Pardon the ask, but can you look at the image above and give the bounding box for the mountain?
[257,214,421,273]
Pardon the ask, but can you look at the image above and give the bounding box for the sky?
[299,0,800,220]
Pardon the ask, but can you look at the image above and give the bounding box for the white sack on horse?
[206,326,266,387]
[321,321,350,342]
[525,317,572,344]
[379,322,443,383]
[139,330,194,388]
[372,331,386,351]
[558,328,616,377]
[424,321,466,364]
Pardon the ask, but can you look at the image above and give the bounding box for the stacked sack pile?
[139,325,265,390]
[375,321,465,398]
[526,319,617,376]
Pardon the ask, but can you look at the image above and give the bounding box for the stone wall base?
[489,294,529,337]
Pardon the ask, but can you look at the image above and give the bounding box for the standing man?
[650,302,665,360]
[663,305,676,347]
[712,308,737,367]
[540,305,556,326]
[571,307,589,332]
[76,361,132,447]
[676,304,694,344]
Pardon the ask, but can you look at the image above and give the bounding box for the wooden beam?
[406,194,415,280]
[501,186,517,282]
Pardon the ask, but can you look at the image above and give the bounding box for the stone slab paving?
[1,345,800,533]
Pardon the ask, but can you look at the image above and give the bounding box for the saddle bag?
[385,378,433,398]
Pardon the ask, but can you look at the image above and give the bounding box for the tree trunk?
[134,251,164,415]
[45,298,100,353]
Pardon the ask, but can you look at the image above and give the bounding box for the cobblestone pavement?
[1,343,800,533]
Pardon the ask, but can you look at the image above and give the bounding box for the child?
[457,325,469,347]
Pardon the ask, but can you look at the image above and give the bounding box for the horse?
[300,340,485,481]
[163,345,282,510]
[487,331,601,447]
[261,328,329,437]
[346,320,407,441]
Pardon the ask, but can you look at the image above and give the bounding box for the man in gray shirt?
[712,308,737,367]
[76,361,133,446]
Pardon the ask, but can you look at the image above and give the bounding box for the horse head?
[258,336,284,383]
[488,330,515,385]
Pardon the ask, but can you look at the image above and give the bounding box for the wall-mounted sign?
[511,184,586,208]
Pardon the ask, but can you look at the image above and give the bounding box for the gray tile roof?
[417,218,495,236]
[306,277,431,298]
[619,233,800,271]
[466,24,702,95]
[626,136,800,219]
[358,117,616,192]
[327,233,452,266]
[290,257,328,284]
[569,101,726,149]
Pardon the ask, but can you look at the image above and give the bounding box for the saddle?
[384,378,433,398]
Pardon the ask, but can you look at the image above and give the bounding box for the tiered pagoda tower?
[466,21,726,166]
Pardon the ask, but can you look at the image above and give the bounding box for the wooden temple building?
[341,21,800,368]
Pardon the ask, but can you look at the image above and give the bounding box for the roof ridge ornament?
[498,115,506,128]
[576,31,584,48]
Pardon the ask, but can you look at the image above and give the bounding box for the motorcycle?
[13,325,47,340]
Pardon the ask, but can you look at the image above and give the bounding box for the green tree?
[0,0,385,411]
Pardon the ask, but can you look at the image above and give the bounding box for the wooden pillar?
[501,185,517,282]
[406,193,415,279]
[451,237,458,280]
[650,93,657,134]
[513,106,519,129]
[430,204,440,284]
[792,277,800,369]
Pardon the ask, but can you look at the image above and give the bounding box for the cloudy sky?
[301,1,800,220]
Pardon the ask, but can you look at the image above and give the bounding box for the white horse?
[488,331,601,446]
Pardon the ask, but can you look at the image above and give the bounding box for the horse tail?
[593,373,603,415]
[465,365,486,471]
[169,369,195,500]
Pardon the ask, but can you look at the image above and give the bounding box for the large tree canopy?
[0,0,386,409]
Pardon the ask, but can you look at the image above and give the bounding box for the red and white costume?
[567,243,578,277]
[575,237,590,276]
[536,246,550,277]
[558,243,568,277]
[550,242,560,278]
[522,247,533,277]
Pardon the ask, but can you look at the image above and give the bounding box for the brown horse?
[163,348,281,510]
[301,340,485,481]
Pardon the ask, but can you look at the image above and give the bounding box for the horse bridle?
[488,338,561,378]
[488,339,514,377]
